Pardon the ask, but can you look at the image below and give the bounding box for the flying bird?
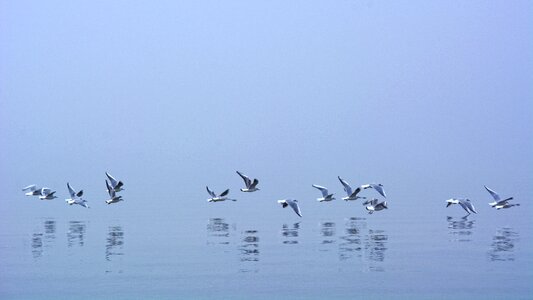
[65,182,89,208]
[278,199,302,217]
[22,185,42,196]
[364,199,388,214]
[38,188,57,200]
[485,185,518,210]
[361,183,387,198]
[446,198,477,215]
[312,184,335,202]
[105,172,124,192]
[337,176,366,201]
[206,186,235,202]
[105,180,123,205]
[236,171,260,192]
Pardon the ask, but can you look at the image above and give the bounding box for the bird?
[65,183,89,208]
[38,188,57,200]
[361,183,387,198]
[485,185,518,210]
[236,171,260,192]
[312,184,335,202]
[105,180,123,205]
[446,198,477,215]
[337,176,366,201]
[206,186,235,202]
[22,185,42,196]
[364,198,388,214]
[277,199,302,217]
[105,172,124,192]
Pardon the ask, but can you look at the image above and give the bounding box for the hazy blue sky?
[1,1,531,217]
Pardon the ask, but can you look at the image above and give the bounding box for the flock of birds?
[22,171,519,217]
[22,172,124,209]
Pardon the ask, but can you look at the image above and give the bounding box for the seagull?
[446,198,477,215]
[312,184,335,202]
[105,180,123,205]
[105,172,124,192]
[278,199,302,217]
[236,171,260,192]
[485,185,518,209]
[206,186,235,202]
[39,188,57,200]
[22,185,41,196]
[364,198,388,214]
[65,182,89,208]
[337,176,366,201]
[361,183,387,198]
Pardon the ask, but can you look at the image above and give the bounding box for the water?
[1,195,531,300]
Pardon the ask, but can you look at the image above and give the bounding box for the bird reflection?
[105,226,124,261]
[364,229,388,272]
[488,227,519,262]
[281,223,300,244]
[239,230,260,273]
[338,217,388,271]
[67,221,86,248]
[206,218,233,247]
[338,217,365,260]
[31,219,56,259]
[447,216,475,242]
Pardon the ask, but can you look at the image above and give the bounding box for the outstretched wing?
[67,183,76,198]
[338,176,353,196]
[484,185,500,201]
[41,188,52,196]
[460,199,477,214]
[106,172,119,188]
[236,171,252,188]
[288,200,302,217]
[206,186,216,198]
[249,178,259,189]
[350,186,363,198]
[22,185,37,191]
[106,180,116,197]
[312,184,329,197]
[371,184,387,198]
[219,189,230,197]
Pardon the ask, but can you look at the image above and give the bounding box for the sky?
[0,1,531,218]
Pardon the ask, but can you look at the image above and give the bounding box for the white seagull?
[278,199,302,217]
[446,198,477,215]
[361,183,387,198]
[206,186,235,202]
[65,182,89,208]
[337,176,366,201]
[485,185,518,210]
[39,188,57,200]
[364,198,388,214]
[22,185,42,196]
[236,171,260,192]
[105,180,123,205]
[105,172,124,192]
[312,184,335,202]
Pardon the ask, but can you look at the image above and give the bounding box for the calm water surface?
[1,195,531,300]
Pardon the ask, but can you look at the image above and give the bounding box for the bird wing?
[288,200,302,217]
[312,184,329,197]
[484,185,500,201]
[249,178,259,189]
[206,186,216,198]
[22,185,37,191]
[67,183,76,198]
[350,187,362,198]
[338,176,353,196]
[371,184,387,198]
[106,180,116,197]
[106,172,119,188]
[236,171,252,188]
[460,199,477,214]
[40,188,51,196]
[220,189,230,197]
